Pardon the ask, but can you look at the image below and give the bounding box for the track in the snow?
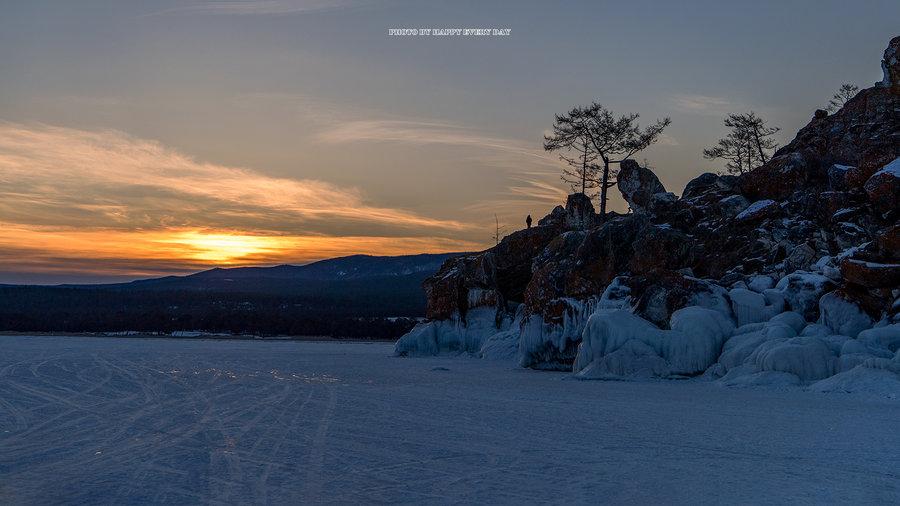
[1,336,899,504]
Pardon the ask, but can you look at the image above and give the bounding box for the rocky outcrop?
[878,35,900,93]
[617,159,667,213]
[398,37,900,392]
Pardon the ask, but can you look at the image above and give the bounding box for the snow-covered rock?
[479,329,519,361]
[857,324,900,353]
[864,156,900,214]
[597,277,631,310]
[716,312,806,373]
[574,339,669,379]
[735,199,778,222]
[718,194,750,218]
[799,323,832,337]
[775,271,836,321]
[750,336,838,381]
[818,291,874,338]
[728,288,785,326]
[747,275,774,293]
[573,306,734,379]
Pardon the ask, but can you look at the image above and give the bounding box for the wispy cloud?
[316,119,560,168]
[144,0,368,16]
[0,121,467,234]
[0,223,481,281]
[0,121,483,279]
[670,94,736,116]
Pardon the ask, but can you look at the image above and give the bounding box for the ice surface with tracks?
[1,336,899,504]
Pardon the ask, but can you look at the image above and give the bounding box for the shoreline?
[0,331,396,343]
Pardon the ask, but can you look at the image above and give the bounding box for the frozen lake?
[1,336,899,504]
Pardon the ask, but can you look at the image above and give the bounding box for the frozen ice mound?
[573,306,734,379]
[517,298,597,370]
[728,288,785,326]
[394,307,508,357]
[818,291,874,337]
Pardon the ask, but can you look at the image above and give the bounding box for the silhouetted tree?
[545,103,671,215]
[544,130,600,198]
[492,214,507,245]
[703,112,779,175]
[825,83,859,113]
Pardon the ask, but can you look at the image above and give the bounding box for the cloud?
[0,121,483,280]
[0,223,481,281]
[670,94,736,116]
[0,121,467,234]
[316,119,560,168]
[144,0,367,16]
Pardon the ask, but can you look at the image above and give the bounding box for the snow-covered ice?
[2,335,900,504]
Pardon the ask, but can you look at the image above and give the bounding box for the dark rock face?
[563,192,600,229]
[623,270,729,328]
[418,37,900,360]
[863,158,900,214]
[629,225,695,275]
[740,151,817,201]
[876,225,900,260]
[682,172,721,199]
[423,226,559,320]
[617,159,667,213]
[841,258,900,289]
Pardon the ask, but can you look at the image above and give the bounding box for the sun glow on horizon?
[162,231,290,264]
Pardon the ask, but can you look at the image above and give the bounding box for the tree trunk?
[753,128,768,164]
[600,159,610,216]
[581,142,587,194]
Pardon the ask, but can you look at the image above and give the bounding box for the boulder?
[617,159,666,213]
[775,271,837,321]
[623,270,732,328]
[537,205,566,227]
[563,192,599,229]
[863,157,900,214]
[840,258,900,289]
[718,194,750,218]
[735,199,780,222]
[818,288,881,337]
[784,243,817,273]
[827,164,854,191]
[876,225,900,261]
[682,172,722,200]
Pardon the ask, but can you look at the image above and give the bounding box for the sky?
[0,0,897,284]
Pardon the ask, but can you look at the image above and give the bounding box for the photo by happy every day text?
[388,28,511,36]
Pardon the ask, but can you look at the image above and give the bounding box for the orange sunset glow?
[0,122,487,282]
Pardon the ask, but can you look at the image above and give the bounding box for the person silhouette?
[526,214,532,229]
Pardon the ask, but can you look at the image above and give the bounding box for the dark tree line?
[0,286,422,340]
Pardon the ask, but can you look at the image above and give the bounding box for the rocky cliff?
[395,38,900,392]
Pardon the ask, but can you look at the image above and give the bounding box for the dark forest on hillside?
[0,275,428,339]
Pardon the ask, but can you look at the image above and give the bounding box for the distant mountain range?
[0,253,467,338]
[66,253,462,293]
